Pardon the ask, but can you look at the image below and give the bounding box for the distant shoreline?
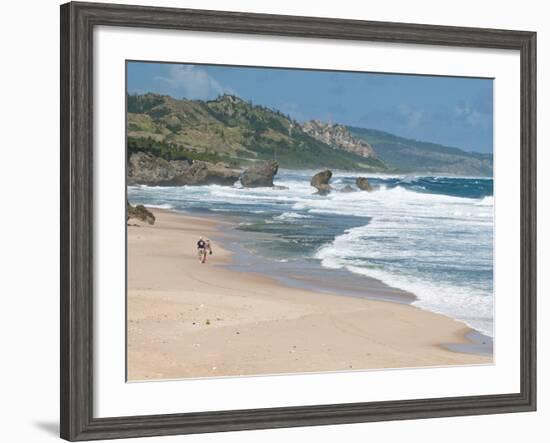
[127,208,492,381]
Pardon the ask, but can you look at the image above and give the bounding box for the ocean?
[128,169,494,337]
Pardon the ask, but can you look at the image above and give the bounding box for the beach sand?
[127,209,492,380]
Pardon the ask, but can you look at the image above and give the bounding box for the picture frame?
[60,1,537,441]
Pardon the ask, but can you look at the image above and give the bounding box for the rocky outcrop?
[128,152,184,185]
[340,185,357,193]
[302,120,376,158]
[240,161,279,187]
[127,201,155,225]
[310,170,332,195]
[169,161,241,186]
[127,152,240,186]
[356,177,373,192]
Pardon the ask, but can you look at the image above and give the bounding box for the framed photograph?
[60,1,536,440]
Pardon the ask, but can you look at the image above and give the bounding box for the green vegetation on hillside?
[348,127,493,176]
[127,136,236,165]
[127,93,387,171]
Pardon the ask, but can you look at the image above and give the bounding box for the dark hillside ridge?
[348,126,492,176]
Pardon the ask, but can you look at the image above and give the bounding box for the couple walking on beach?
[197,237,213,264]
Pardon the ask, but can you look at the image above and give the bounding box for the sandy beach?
[127,209,492,381]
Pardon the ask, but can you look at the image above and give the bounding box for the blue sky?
[127,61,493,153]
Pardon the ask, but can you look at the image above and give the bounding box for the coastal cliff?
[302,120,376,159]
[128,151,279,187]
[127,152,241,186]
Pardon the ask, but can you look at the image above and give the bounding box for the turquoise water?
[128,170,494,336]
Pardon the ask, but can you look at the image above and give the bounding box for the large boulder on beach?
[310,170,332,195]
[240,160,279,187]
[356,177,373,192]
[127,201,155,225]
[127,152,240,186]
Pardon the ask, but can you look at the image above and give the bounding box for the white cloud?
[155,65,230,100]
[398,104,424,129]
[454,103,485,127]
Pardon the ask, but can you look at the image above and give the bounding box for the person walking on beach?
[205,239,213,258]
[197,237,207,263]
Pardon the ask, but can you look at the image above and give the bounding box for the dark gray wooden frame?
[60,1,537,441]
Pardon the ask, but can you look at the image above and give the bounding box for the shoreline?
[161,207,492,343]
[214,226,493,356]
[127,208,492,380]
[217,226,418,305]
